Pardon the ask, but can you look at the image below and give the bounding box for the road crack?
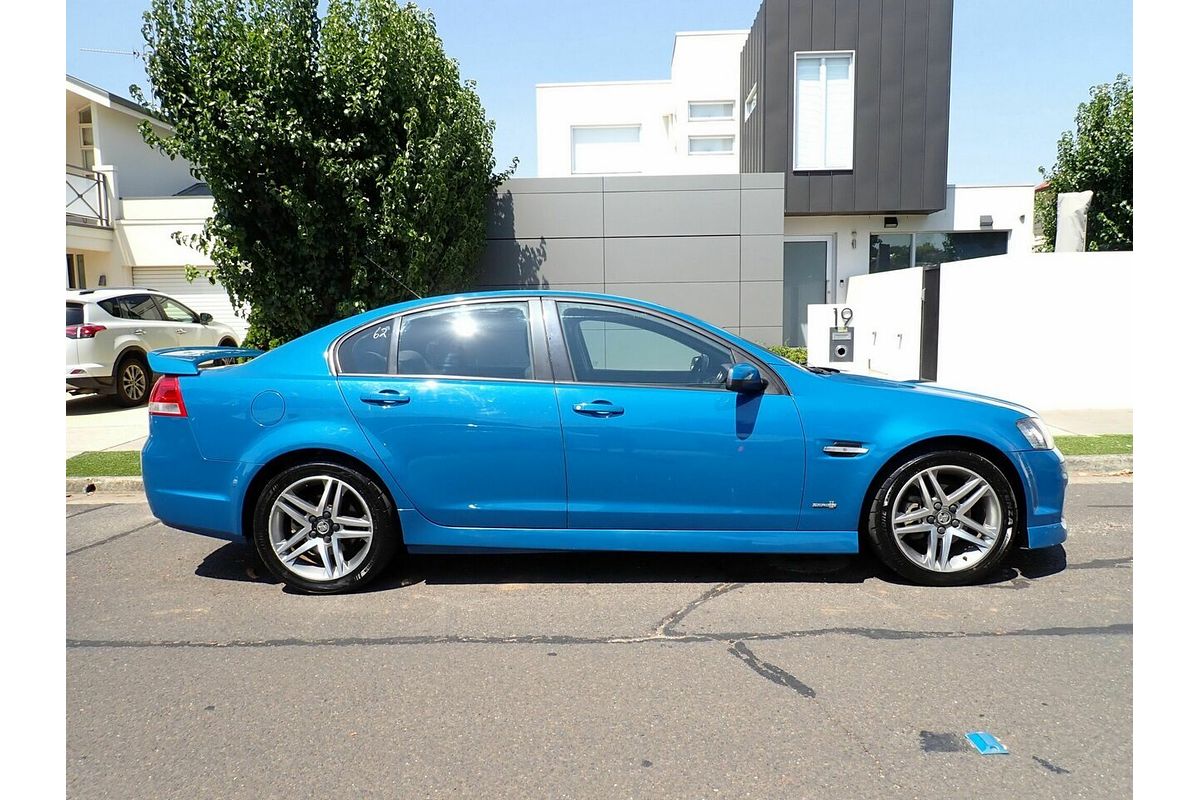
[654,582,745,636]
[728,641,815,697]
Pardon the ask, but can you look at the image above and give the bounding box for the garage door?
[131,266,249,338]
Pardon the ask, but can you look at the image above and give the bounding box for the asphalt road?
[66,481,1132,800]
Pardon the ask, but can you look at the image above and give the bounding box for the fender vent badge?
[811,501,838,509]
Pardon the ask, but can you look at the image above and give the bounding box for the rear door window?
[396,302,533,380]
[121,294,165,321]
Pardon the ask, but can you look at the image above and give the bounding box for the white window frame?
[569,124,643,175]
[688,135,735,156]
[744,83,758,121]
[687,100,735,122]
[792,50,856,171]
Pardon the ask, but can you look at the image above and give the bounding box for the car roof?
[66,287,163,301]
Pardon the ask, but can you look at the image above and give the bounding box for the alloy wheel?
[890,465,1003,573]
[121,362,147,401]
[268,475,374,582]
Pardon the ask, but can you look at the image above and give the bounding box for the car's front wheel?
[252,462,400,594]
[866,450,1017,586]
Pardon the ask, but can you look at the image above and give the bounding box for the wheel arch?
[239,448,402,541]
[857,435,1029,549]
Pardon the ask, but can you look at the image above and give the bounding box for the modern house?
[510,0,1035,347]
[64,76,244,334]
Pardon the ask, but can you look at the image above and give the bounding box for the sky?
[65,0,1133,184]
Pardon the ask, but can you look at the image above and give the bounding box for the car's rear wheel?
[866,450,1017,586]
[112,354,150,407]
[252,462,400,594]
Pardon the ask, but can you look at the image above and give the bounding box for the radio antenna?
[365,256,423,300]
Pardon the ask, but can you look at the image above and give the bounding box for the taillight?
[148,376,188,417]
[65,324,106,339]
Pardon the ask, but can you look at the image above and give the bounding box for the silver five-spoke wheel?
[891,465,1002,573]
[269,475,374,582]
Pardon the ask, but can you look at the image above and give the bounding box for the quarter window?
[557,303,733,388]
[395,302,533,380]
[338,318,395,375]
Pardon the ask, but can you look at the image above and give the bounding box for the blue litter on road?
[965,732,1009,755]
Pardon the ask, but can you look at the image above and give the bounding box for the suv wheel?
[113,354,150,407]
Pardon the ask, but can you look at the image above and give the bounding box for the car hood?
[806,370,1037,418]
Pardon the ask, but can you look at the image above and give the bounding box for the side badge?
[811,501,838,510]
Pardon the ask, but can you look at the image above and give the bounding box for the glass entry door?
[782,240,830,347]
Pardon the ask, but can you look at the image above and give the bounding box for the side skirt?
[398,510,859,555]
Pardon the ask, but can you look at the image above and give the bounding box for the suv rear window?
[66,303,84,326]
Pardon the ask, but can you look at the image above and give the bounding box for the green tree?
[1035,74,1133,252]
[134,0,509,347]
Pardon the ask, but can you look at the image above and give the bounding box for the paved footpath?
[67,481,1131,799]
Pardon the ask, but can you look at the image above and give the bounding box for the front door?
[337,300,567,530]
[782,240,830,347]
[550,300,804,533]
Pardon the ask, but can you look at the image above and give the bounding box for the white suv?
[66,288,241,406]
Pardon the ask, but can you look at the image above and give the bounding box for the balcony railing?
[66,164,110,227]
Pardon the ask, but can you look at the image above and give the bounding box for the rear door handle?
[133,329,145,335]
[360,390,411,407]
[176,328,187,335]
[573,401,624,417]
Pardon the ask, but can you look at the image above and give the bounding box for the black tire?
[112,353,150,407]
[865,450,1018,586]
[216,339,238,367]
[252,461,400,594]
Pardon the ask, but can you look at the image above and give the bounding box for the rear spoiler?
[148,346,264,376]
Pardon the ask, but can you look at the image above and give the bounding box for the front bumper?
[1013,447,1069,549]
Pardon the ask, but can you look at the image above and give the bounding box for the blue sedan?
[142,291,1067,594]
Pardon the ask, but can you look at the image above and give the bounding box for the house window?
[688,135,734,155]
[570,125,641,175]
[869,231,1010,273]
[688,101,735,121]
[744,84,758,121]
[793,51,855,171]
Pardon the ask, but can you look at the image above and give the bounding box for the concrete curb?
[65,453,1134,496]
[66,477,145,496]
[1064,453,1133,476]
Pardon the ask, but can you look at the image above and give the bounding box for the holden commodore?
[142,291,1067,594]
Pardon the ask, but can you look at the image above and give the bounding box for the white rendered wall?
[92,104,196,199]
[784,184,1035,302]
[935,251,1133,411]
[808,251,1134,412]
[535,31,747,177]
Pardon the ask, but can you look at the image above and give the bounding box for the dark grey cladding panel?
[750,0,952,215]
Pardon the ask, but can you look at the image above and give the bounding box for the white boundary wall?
[808,251,1134,411]
[936,252,1133,411]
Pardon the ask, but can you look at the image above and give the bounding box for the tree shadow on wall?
[485,190,549,288]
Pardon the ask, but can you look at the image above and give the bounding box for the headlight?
[1016,416,1055,450]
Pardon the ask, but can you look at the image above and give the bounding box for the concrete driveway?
[65,394,148,459]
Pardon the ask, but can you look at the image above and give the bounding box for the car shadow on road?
[194,540,1068,593]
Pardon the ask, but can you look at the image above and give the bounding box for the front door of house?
[782,240,830,347]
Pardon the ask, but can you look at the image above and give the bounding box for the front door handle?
[360,390,411,407]
[176,328,187,335]
[573,401,624,417]
[133,329,145,335]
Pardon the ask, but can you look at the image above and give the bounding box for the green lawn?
[66,451,142,477]
[1054,434,1133,456]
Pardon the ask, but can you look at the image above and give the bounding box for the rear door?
[548,299,805,533]
[336,299,568,532]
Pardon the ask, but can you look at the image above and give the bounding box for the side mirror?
[725,362,767,394]
[199,312,213,324]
